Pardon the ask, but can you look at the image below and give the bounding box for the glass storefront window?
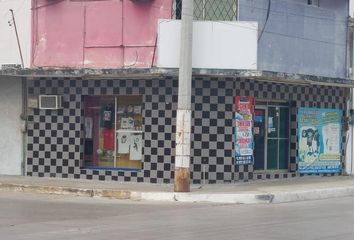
[116,96,143,169]
[83,95,143,170]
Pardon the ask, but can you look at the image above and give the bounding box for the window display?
[83,95,143,170]
[115,96,143,169]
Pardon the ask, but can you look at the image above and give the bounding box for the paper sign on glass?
[130,133,143,160]
[117,132,131,154]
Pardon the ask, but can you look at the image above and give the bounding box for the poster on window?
[235,96,254,165]
[298,108,342,174]
[130,133,143,160]
[117,132,131,154]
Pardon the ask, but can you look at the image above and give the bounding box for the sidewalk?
[1,175,354,204]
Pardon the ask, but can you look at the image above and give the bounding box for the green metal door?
[254,104,289,171]
[267,106,289,170]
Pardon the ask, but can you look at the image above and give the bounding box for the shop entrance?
[254,103,290,171]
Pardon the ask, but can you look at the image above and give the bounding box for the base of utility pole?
[174,167,190,192]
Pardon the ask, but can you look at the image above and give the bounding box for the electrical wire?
[239,2,346,24]
[151,34,158,68]
[5,0,347,25]
[27,0,349,66]
[152,0,347,25]
[163,4,347,46]
[157,2,347,46]
[258,0,271,42]
[159,17,345,47]
[27,0,347,46]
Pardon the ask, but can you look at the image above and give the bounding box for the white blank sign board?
[157,20,258,70]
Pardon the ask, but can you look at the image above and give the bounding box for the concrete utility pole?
[174,0,194,192]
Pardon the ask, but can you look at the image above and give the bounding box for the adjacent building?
[0,0,31,175]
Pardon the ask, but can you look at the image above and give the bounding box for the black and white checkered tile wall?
[26,77,347,184]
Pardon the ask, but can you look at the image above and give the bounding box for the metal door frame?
[254,105,268,170]
[254,103,290,172]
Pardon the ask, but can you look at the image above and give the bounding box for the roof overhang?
[0,68,353,88]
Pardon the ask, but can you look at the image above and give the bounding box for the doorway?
[254,102,290,171]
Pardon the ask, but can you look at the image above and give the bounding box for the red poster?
[235,96,254,115]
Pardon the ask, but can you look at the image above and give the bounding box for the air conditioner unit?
[39,95,63,110]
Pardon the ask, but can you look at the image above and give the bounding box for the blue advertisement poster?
[298,108,342,174]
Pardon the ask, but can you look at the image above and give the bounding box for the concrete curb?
[270,186,354,204]
[1,182,354,204]
[138,192,272,204]
[0,183,131,199]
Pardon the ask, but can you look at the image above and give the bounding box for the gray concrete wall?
[239,0,349,78]
[0,77,23,175]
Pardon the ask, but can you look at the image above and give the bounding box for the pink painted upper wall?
[31,0,172,69]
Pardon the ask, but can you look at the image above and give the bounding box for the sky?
[351,0,354,16]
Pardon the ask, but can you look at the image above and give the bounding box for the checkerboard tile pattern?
[232,79,346,182]
[27,78,178,183]
[191,77,234,184]
[191,78,346,183]
[26,77,347,184]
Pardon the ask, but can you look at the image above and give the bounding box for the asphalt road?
[0,191,353,240]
